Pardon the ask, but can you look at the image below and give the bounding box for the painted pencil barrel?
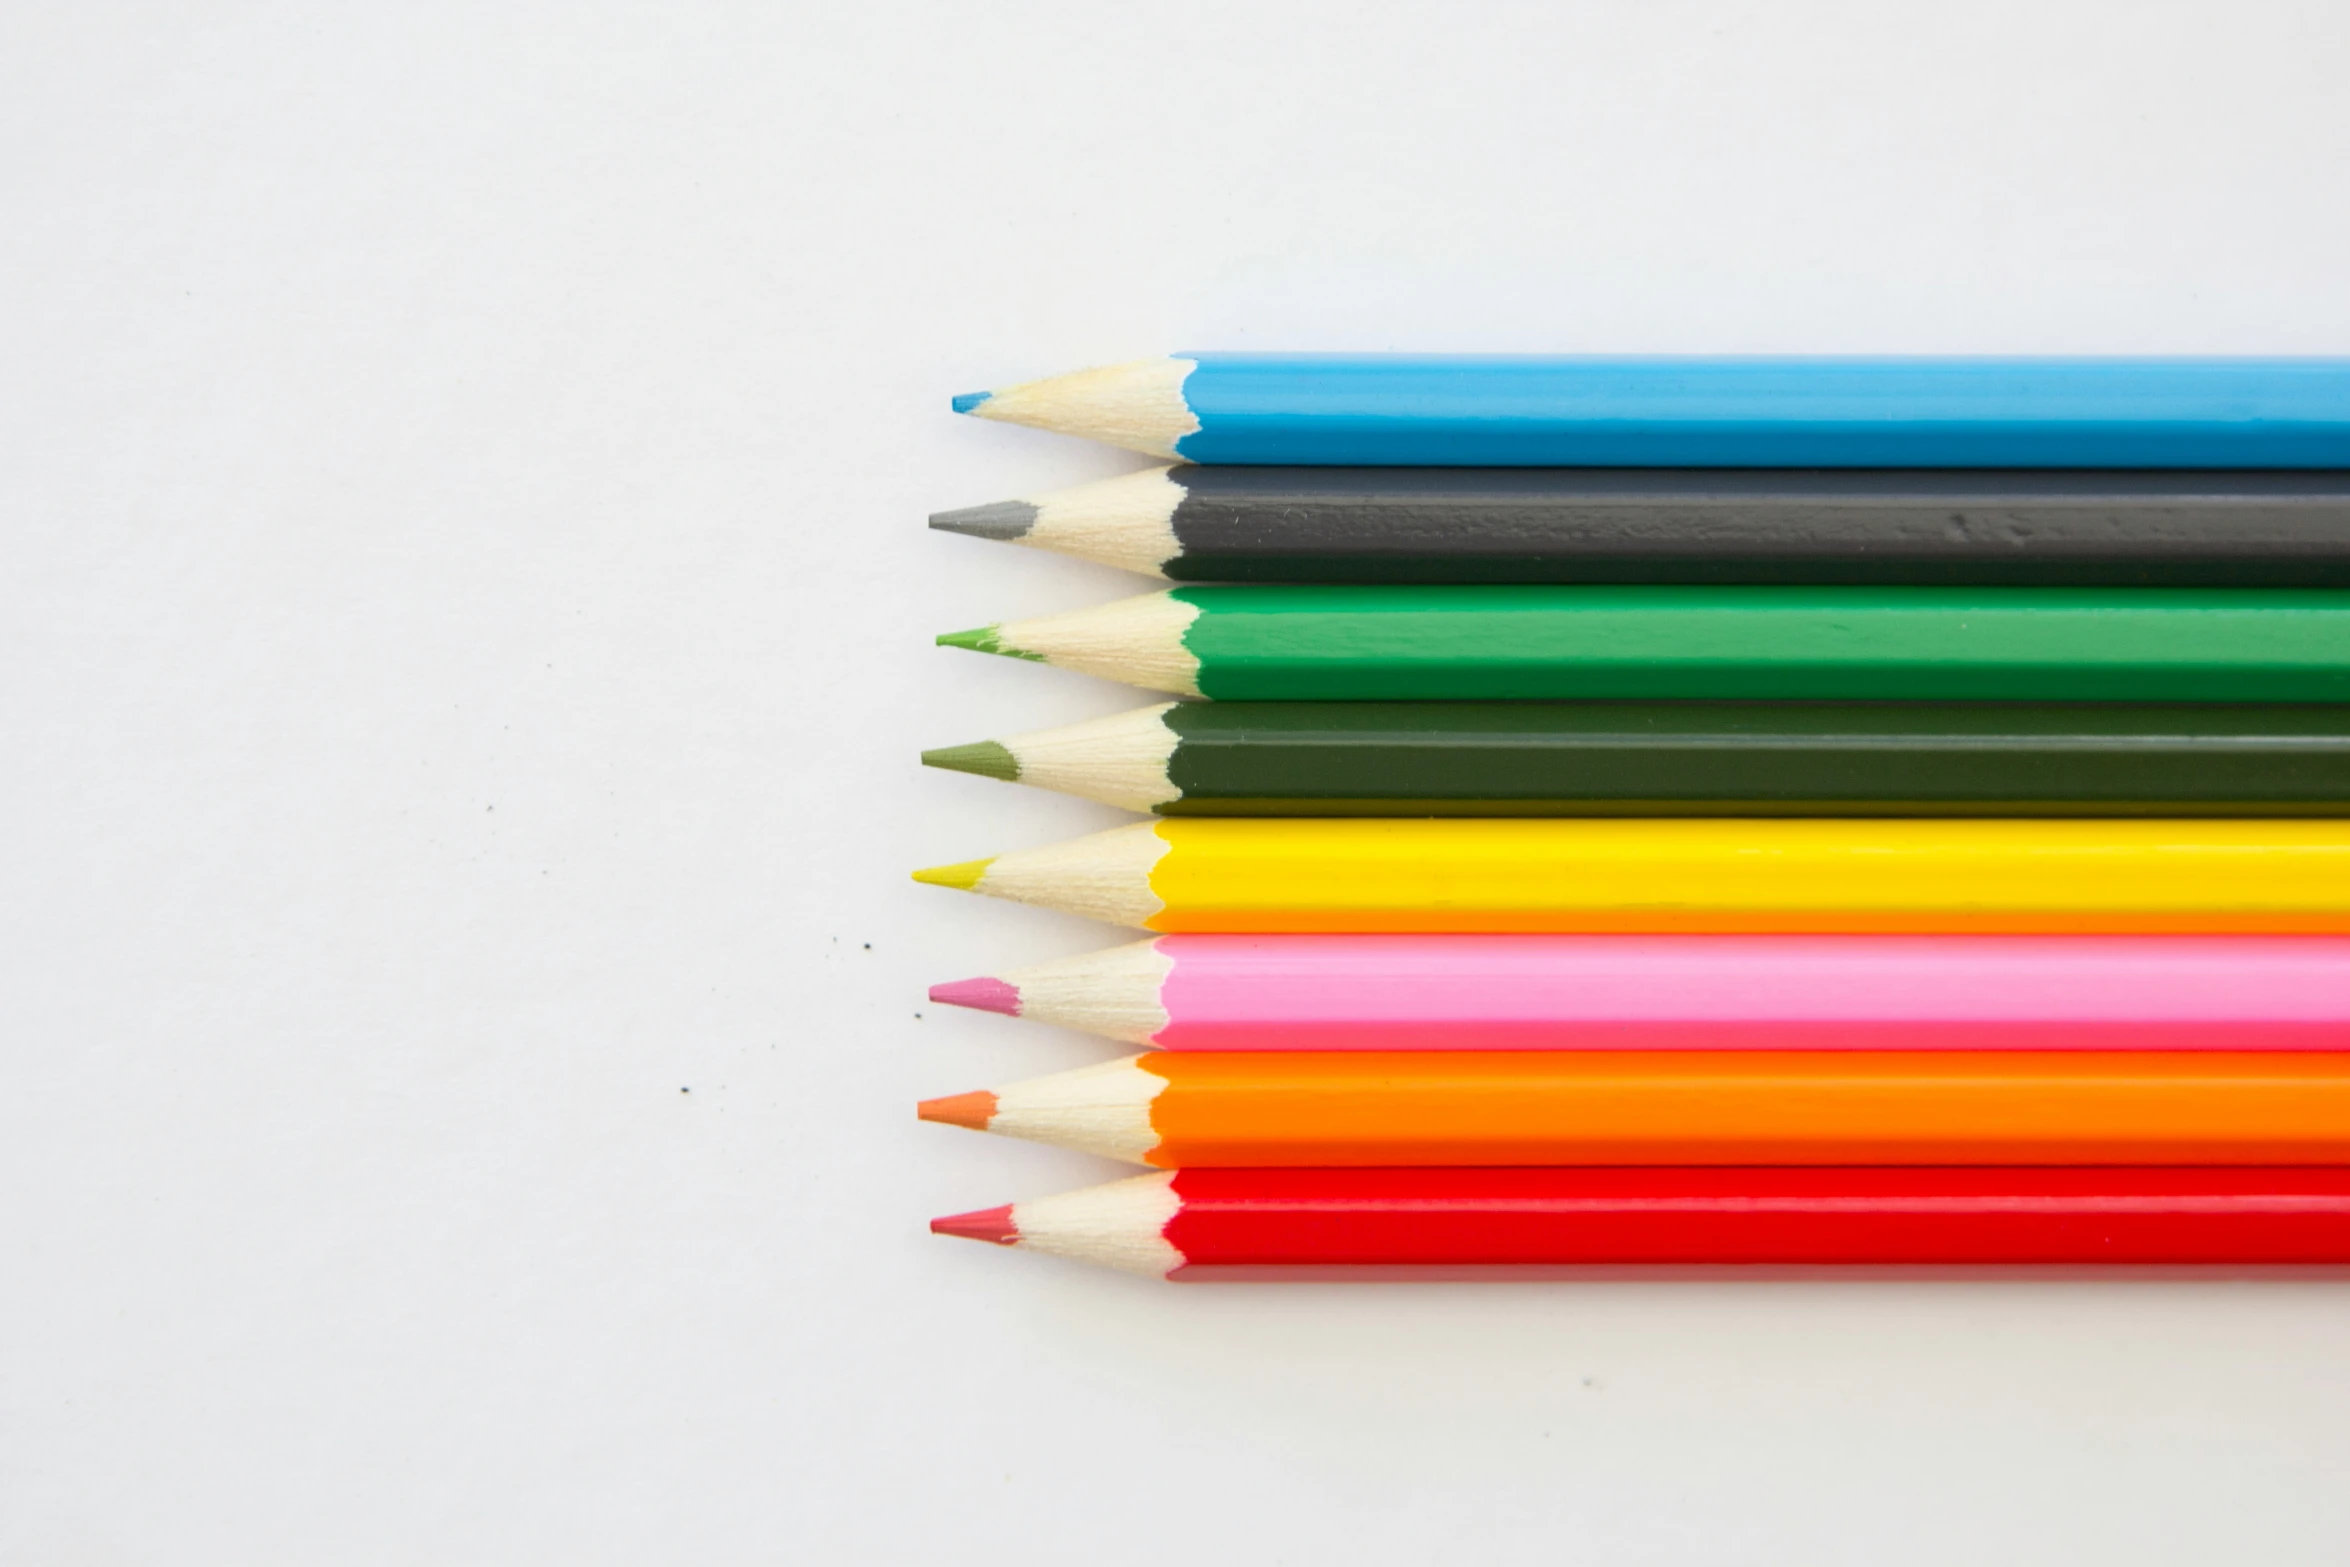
[914,819,2350,934]
[1163,702,2350,814]
[918,1051,2350,1168]
[930,466,2350,585]
[946,586,2350,702]
[932,1169,2350,1278]
[1165,1169,2350,1275]
[925,702,2350,816]
[930,934,2350,1051]
[955,355,2350,467]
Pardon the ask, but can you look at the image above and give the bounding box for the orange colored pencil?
[916,1051,2350,1168]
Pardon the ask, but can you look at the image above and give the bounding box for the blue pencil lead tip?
[950,390,991,415]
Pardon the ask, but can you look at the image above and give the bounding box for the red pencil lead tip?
[930,1204,1019,1246]
[917,1090,999,1131]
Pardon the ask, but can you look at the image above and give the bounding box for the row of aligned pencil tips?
[915,353,2350,1282]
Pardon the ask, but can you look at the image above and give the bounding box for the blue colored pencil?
[951,354,2350,468]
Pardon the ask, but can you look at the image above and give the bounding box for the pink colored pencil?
[928,934,2350,1051]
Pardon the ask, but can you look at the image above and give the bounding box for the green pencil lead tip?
[936,625,1004,654]
[921,741,1022,782]
[934,627,1046,662]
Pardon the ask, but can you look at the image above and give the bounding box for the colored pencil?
[935,586,2350,702]
[920,701,2350,816]
[930,465,2350,585]
[909,818,2350,934]
[931,1167,2350,1278]
[915,1051,2350,1168]
[950,355,2350,467]
[926,934,2350,1051]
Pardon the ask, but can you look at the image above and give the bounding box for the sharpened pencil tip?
[931,1204,1019,1245]
[935,625,1003,654]
[911,857,995,891]
[918,1090,1000,1131]
[928,499,1041,541]
[950,390,991,415]
[928,976,1021,1017]
[922,741,1021,782]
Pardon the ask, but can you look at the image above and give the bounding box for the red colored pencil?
[930,1167,2350,1279]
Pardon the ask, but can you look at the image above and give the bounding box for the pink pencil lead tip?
[927,977,1022,1017]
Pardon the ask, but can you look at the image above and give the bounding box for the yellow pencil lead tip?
[911,856,995,891]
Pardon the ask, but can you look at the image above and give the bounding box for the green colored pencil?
[921,702,2350,816]
[937,586,2350,703]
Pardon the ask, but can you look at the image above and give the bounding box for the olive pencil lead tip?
[917,1090,999,1131]
[935,625,1003,654]
[950,390,992,415]
[910,856,995,891]
[927,499,1040,541]
[921,741,1021,782]
[930,1204,1019,1246]
[928,977,1021,1016]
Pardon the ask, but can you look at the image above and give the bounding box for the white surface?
[6,3,2350,1561]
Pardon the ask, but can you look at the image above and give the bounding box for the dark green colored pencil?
[921,702,2350,816]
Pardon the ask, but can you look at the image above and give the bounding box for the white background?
[7,3,2350,1561]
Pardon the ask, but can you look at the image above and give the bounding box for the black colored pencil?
[929,466,2350,585]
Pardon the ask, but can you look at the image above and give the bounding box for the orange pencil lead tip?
[917,1090,999,1131]
[930,1204,1019,1246]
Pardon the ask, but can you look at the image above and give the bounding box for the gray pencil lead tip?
[928,500,1041,541]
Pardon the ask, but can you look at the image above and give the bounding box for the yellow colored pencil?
[911,819,2350,934]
